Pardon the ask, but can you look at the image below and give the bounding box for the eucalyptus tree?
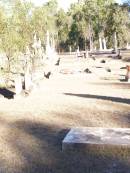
[105,2,130,49]
[0,0,34,72]
[95,0,114,50]
[67,3,85,50]
[0,7,6,44]
[31,0,58,47]
[31,6,47,42]
[44,0,58,47]
[83,0,95,50]
[11,0,34,49]
[56,9,71,51]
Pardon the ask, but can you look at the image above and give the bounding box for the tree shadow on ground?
[64,93,130,105]
[0,88,15,99]
[0,119,129,173]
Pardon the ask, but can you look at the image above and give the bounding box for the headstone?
[99,37,103,51]
[62,127,130,151]
[76,47,80,58]
[0,94,4,99]
[126,42,130,49]
[32,33,41,56]
[37,39,43,60]
[0,73,5,87]
[0,53,8,68]
[25,65,32,91]
[86,50,89,58]
[69,46,72,55]
[25,72,32,91]
[15,75,22,95]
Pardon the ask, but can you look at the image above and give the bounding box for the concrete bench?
[62,127,130,151]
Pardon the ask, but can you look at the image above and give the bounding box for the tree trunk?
[89,35,93,52]
[103,38,107,50]
[25,64,32,91]
[89,19,93,52]
[69,46,72,54]
[15,74,22,95]
[7,55,11,72]
[114,32,117,52]
[99,37,103,50]
[85,37,87,51]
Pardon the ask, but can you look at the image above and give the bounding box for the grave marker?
[62,127,130,151]
[15,75,22,95]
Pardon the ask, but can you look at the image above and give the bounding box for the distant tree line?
[0,0,130,55]
[57,0,130,51]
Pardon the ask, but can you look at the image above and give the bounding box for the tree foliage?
[0,0,130,55]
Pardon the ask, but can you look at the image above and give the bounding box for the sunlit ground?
[0,56,130,173]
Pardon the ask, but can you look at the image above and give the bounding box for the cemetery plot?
[62,127,130,151]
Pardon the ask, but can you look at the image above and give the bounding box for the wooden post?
[126,65,130,82]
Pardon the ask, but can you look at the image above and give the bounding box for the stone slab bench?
[62,127,130,151]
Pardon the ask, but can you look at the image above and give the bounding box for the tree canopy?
[0,0,130,54]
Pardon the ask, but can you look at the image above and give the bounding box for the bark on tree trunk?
[114,32,117,52]
[85,37,87,51]
[7,55,11,72]
[89,19,93,52]
[103,38,107,50]
[99,37,103,50]
[89,34,93,51]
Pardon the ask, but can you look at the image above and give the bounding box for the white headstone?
[69,46,72,54]
[37,38,41,49]
[86,50,89,58]
[25,65,32,91]
[126,42,130,49]
[25,73,32,91]
[15,75,22,95]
